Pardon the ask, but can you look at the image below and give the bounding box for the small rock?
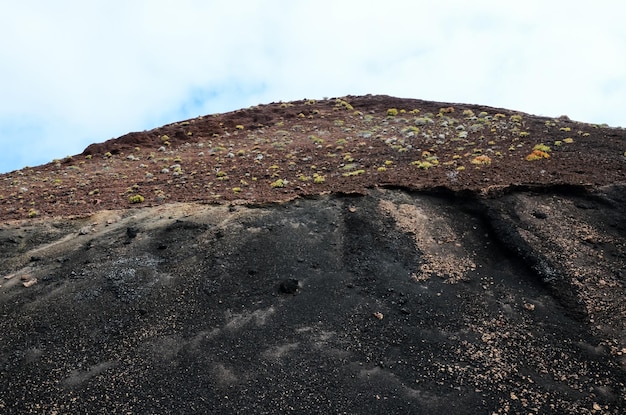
[23,278,37,288]
[373,312,384,320]
[78,226,92,235]
[523,303,535,311]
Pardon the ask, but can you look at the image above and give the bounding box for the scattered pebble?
[79,226,92,235]
[373,312,384,320]
[23,278,37,288]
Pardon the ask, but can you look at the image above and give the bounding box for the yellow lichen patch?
[342,169,365,177]
[470,155,491,166]
[533,144,551,153]
[128,194,145,204]
[270,179,286,188]
[313,173,325,183]
[411,161,433,169]
[525,150,550,161]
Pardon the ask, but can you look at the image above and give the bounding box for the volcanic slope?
[0,95,625,414]
[0,95,623,221]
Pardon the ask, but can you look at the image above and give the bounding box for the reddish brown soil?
[1,95,624,221]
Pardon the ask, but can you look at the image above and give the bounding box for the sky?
[1,1,625,174]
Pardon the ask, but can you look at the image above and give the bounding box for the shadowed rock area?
[0,95,625,413]
[1,186,625,414]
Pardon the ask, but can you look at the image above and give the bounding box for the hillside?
[0,95,624,221]
[0,96,625,414]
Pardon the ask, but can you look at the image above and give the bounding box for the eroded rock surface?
[1,186,624,414]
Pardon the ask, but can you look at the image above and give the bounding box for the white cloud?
[1,0,624,173]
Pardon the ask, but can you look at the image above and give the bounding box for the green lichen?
[128,194,145,204]
[313,173,326,184]
[411,161,433,169]
[342,170,365,177]
[270,179,286,188]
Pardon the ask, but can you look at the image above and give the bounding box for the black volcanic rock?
[0,186,625,413]
[279,278,300,294]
